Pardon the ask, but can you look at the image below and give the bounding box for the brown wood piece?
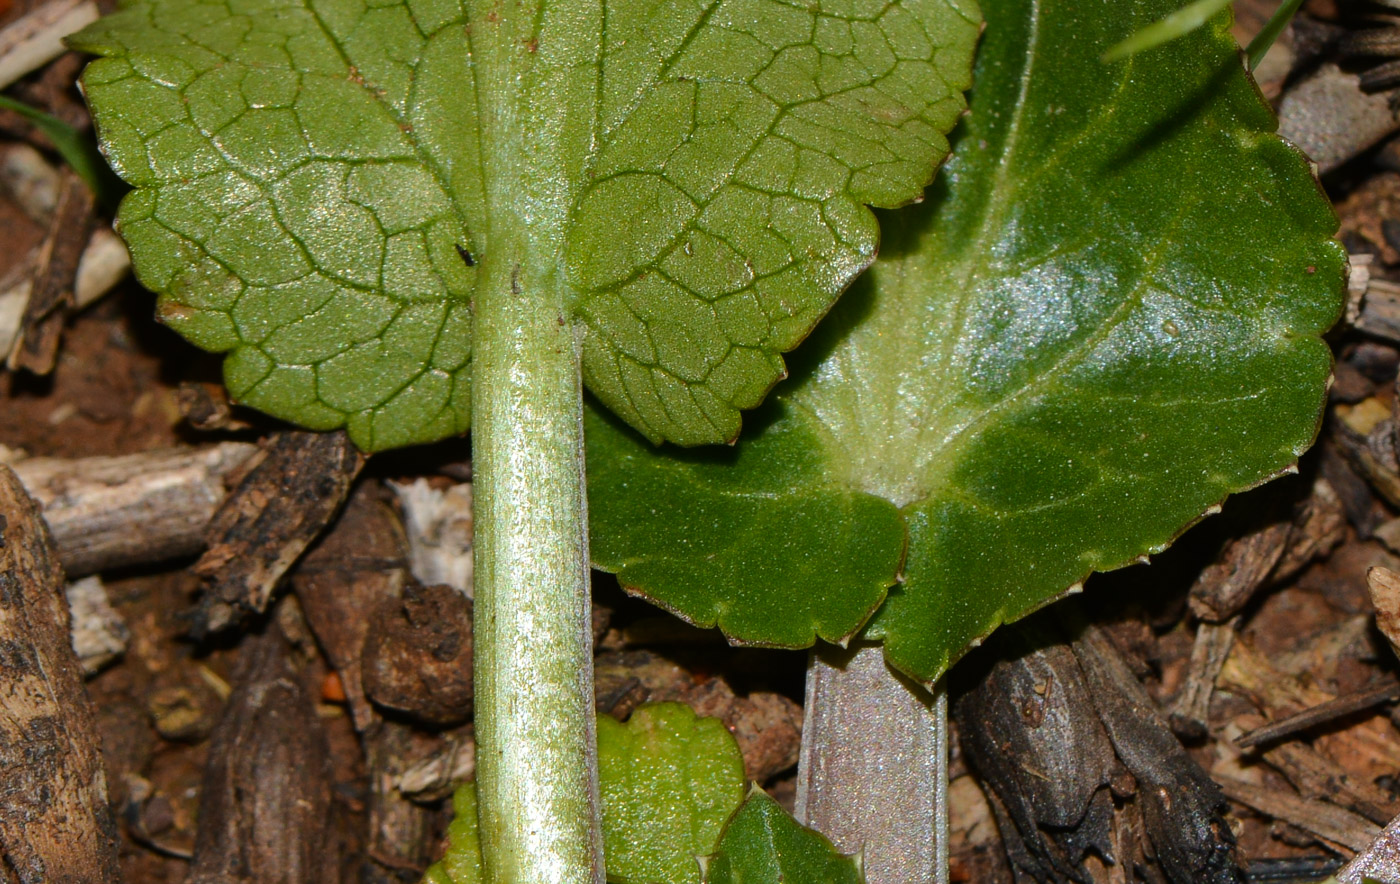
[1169,618,1238,739]
[1236,681,1400,749]
[361,583,473,726]
[1216,776,1380,855]
[1239,717,1400,826]
[0,465,122,883]
[1331,402,1400,509]
[291,481,410,732]
[12,442,259,577]
[1220,638,1400,781]
[364,720,441,879]
[7,167,93,374]
[188,624,339,884]
[1189,524,1291,623]
[951,628,1119,883]
[1368,565,1400,660]
[194,430,364,633]
[398,730,477,804]
[1068,618,1244,884]
[1272,477,1347,582]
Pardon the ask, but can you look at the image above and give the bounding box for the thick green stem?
[471,237,603,884]
[466,0,606,876]
[468,2,606,879]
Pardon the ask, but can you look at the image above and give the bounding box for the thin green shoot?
[0,95,123,210]
[1246,0,1305,70]
[1102,0,1230,62]
[1104,0,1307,67]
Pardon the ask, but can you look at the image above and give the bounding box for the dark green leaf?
[589,0,1346,680]
[1101,0,1230,61]
[702,788,863,884]
[68,0,979,450]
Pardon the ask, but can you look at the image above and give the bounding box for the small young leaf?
[422,785,484,884]
[598,703,746,884]
[703,787,863,884]
[68,0,980,450]
[589,0,1346,681]
[421,705,746,884]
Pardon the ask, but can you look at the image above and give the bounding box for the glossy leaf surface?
[421,706,748,884]
[589,0,1346,680]
[702,788,863,884]
[598,703,746,884]
[69,0,979,450]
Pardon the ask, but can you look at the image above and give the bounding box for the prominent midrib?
[786,0,1177,511]
[780,1,1046,508]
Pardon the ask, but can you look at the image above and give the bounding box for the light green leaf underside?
[702,788,863,884]
[588,0,1346,681]
[421,704,747,884]
[71,0,980,450]
[597,703,746,884]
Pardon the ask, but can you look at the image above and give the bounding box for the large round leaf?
[588,0,1346,681]
[69,0,979,450]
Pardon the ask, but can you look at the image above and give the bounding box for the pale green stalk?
[472,241,602,884]
[471,2,605,882]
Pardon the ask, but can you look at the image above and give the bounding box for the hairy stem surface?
[470,1,606,879]
[471,237,603,884]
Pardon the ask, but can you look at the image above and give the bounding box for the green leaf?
[702,787,863,884]
[68,0,980,451]
[589,0,1346,681]
[422,705,746,884]
[1101,0,1230,62]
[598,703,746,884]
[422,784,485,884]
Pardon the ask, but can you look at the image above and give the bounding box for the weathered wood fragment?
[188,624,339,884]
[1237,682,1400,749]
[955,610,1245,884]
[364,720,442,882]
[0,465,122,883]
[13,442,258,576]
[7,168,92,374]
[0,0,99,89]
[361,582,474,726]
[953,627,1118,883]
[194,431,363,633]
[1217,776,1379,855]
[1070,620,1243,884]
[1169,618,1238,739]
[292,481,409,732]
